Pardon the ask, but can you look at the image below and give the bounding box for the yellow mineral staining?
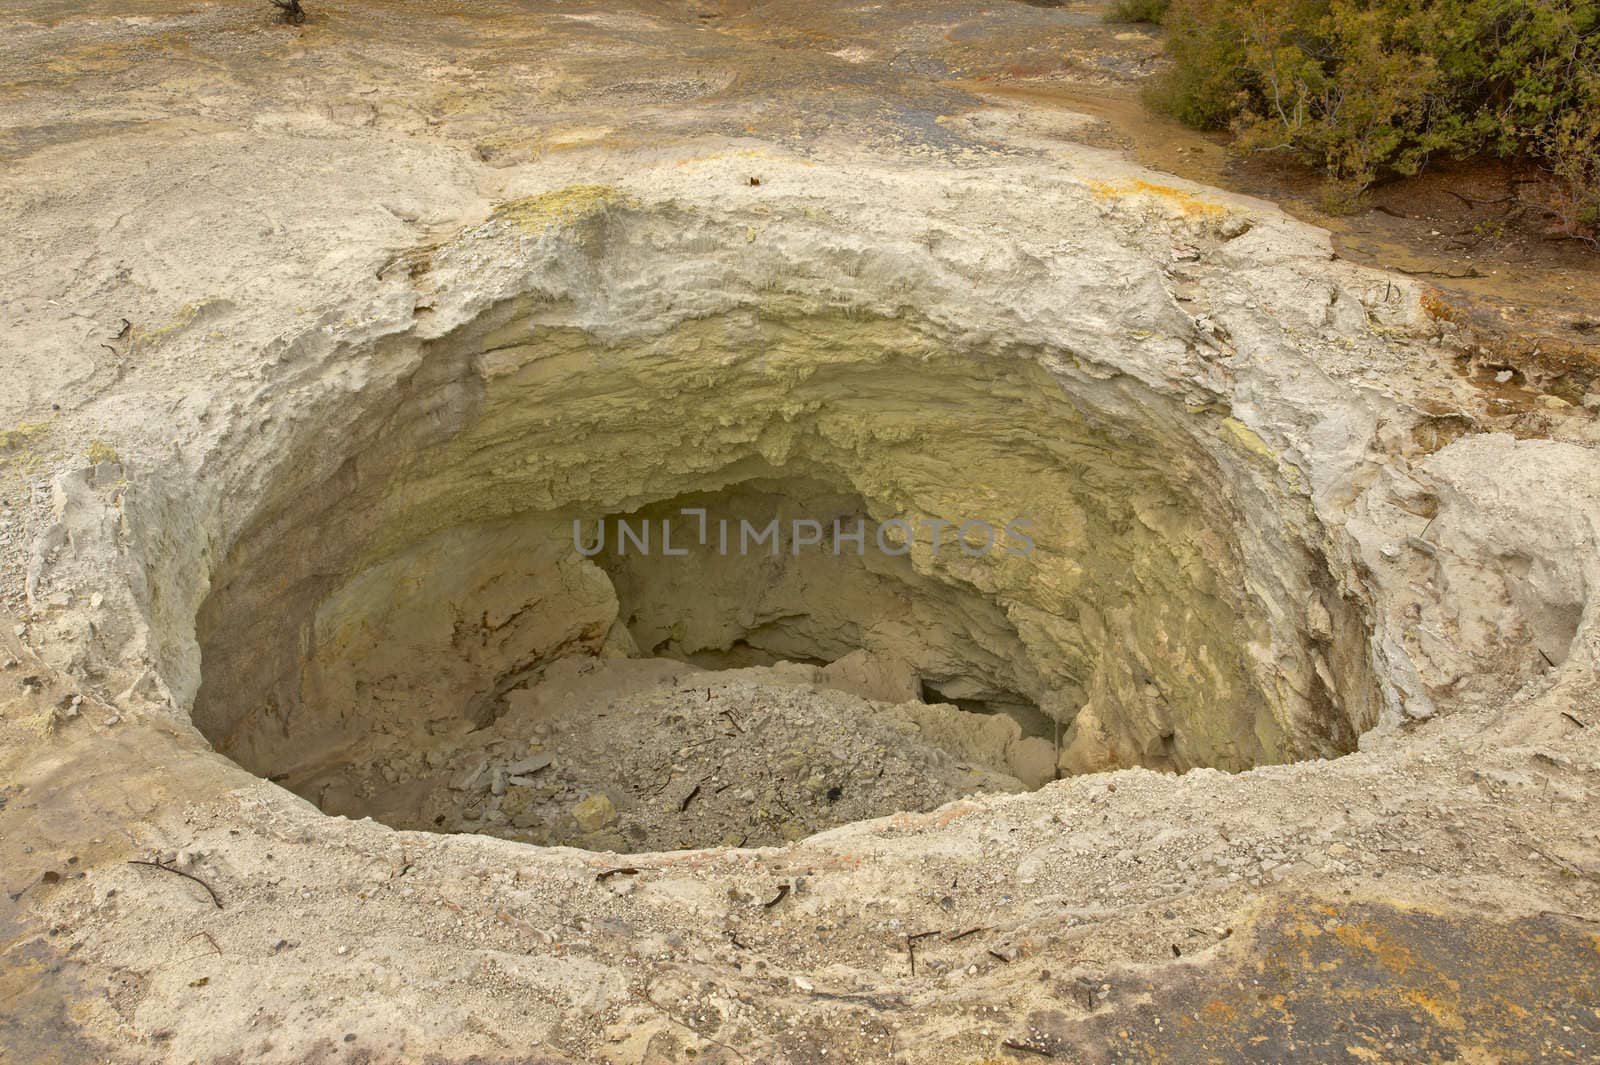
[85,440,121,465]
[491,185,631,234]
[0,420,55,475]
[1087,177,1229,219]
[1218,416,1276,462]
[131,301,216,345]
[1219,416,1308,493]
[0,421,51,451]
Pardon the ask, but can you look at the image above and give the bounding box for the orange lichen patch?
[1073,896,1600,1061]
[1086,178,1230,218]
[1419,288,1465,324]
[1329,919,1421,977]
[1401,987,1464,1029]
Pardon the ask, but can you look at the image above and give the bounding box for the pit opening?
[187,301,1379,851]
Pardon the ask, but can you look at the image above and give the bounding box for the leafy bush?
[1106,0,1171,23]
[1148,0,1600,226]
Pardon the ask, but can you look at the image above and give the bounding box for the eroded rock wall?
[187,211,1381,784]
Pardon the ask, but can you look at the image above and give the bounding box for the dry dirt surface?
[3,2,1600,1064]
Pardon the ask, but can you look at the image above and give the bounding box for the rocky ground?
[2,2,1599,1064]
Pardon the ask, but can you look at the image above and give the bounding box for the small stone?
[1405,536,1437,558]
[1379,544,1401,561]
[506,752,553,775]
[449,755,488,791]
[12,625,25,638]
[793,976,814,992]
[490,768,507,797]
[103,714,120,726]
[572,793,617,832]
[1494,369,1514,384]
[1402,698,1434,721]
[1219,215,1251,239]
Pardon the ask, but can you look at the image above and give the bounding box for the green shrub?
[1149,0,1600,226]
[1106,0,1171,23]
[1145,0,1255,129]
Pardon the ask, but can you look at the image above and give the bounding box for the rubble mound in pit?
[279,657,1039,851]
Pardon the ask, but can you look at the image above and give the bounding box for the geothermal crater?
[8,3,1600,1060]
[189,293,1378,850]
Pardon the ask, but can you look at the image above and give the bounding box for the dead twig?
[906,929,939,976]
[1393,265,1483,279]
[1540,910,1600,925]
[762,883,790,909]
[1077,982,1095,1010]
[1001,1039,1055,1058]
[596,867,640,882]
[1560,711,1587,728]
[1439,189,1510,210]
[128,859,222,909]
[177,930,223,964]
